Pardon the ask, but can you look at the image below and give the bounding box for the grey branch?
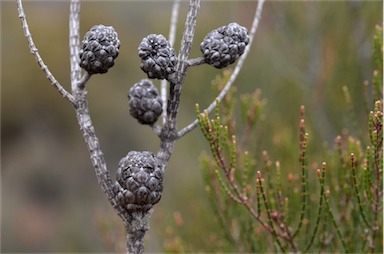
[76,72,91,89]
[168,0,200,128]
[73,90,129,225]
[168,0,180,48]
[69,2,154,253]
[18,0,132,244]
[157,0,201,166]
[68,0,129,229]
[186,57,206,67]
[125,210,153,254]
[161,0,181,125]
[69,0,82,89]
[17,0,75,104]
[177,0,266,138]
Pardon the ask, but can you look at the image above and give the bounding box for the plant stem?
[323,185,349,252]
[124,210,153,254]
[16,0,75,104]
[351,153,373,231]
[161,0,181,125]
[257,171,286,253]
[293,113,308,238]
[157,0,201,166]
[304,164,326,253]
[68,0,128,225]
[69,0,82,89]
[178,0,265,138]
[73,90,128,224]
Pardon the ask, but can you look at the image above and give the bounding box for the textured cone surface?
[113,151,163,211]
[80,25,120,74]
[138,34,177,80]
[200,22,249,69]
[128,79,163,125]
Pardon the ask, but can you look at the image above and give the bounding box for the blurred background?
[1,0,382,252]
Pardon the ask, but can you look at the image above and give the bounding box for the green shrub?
[197,25,383,253]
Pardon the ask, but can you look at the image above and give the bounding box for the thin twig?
[351,153,373,230]
[186,57,206,67]
[304,164,326,253]
[76,72,91,89]
[167,0,200,128]
[292,116,309,238]
[151,123,162,137]
[168,0,180,51]
[178,0,265,138]
[17,0,75,104]
[17,0,127,224]
[323,186,349,252]
[257,171,286,253]
[196,107,293,242]
[69,0,82,90]
[73,90,128,223]
[67,0,127,225]
[161,0,181,125]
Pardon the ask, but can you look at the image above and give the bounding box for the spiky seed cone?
[113,151,163,212]
[128,79,163,125]
[138,34,177,80]
[200,22,249,69]
[79,25,120,74]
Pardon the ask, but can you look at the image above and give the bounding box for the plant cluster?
[196,25,383,253]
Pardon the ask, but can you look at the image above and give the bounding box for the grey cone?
[200,22,249,69]
[80,25,120,74]
[128,79,163,125]
[113,151,163,212]
[138,34,177,80]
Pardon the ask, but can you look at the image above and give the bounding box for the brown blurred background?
[1,0,382,252]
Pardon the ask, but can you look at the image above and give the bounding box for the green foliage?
[372,25,383,101]
[196,25,383,253]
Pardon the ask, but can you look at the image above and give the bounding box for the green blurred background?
[1,0,382,252]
